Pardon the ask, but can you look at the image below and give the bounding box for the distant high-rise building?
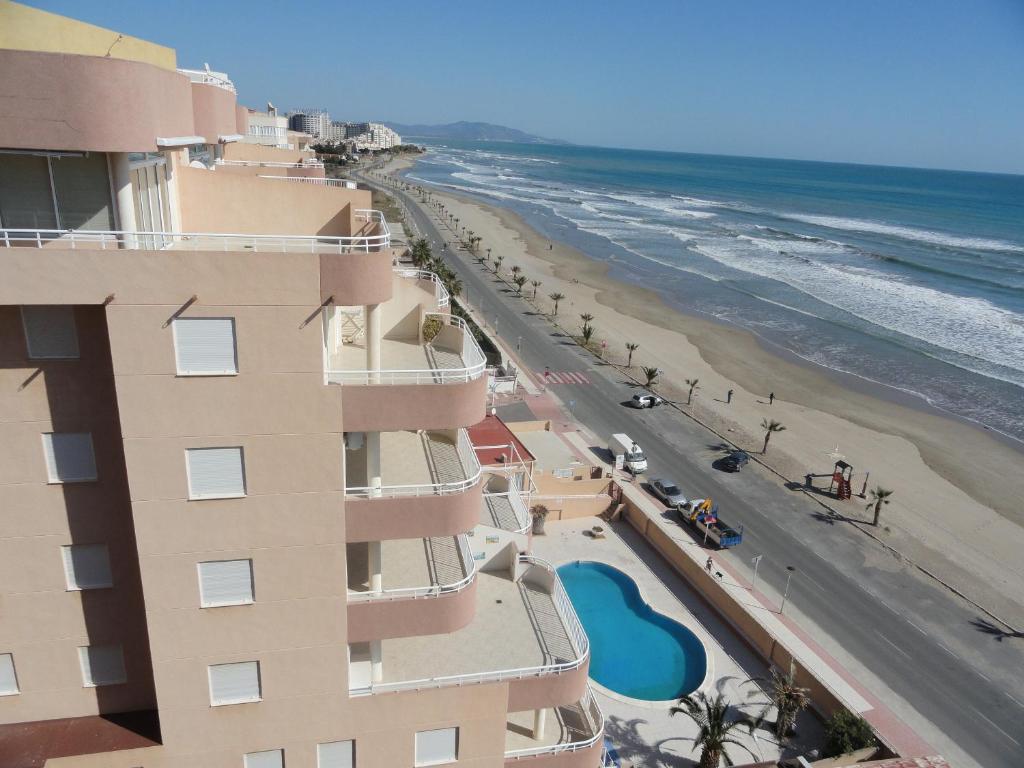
[245,102,290,148]
[287,109,331,139]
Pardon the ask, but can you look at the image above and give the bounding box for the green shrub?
[823,711,876,758]
[422,315,443,343]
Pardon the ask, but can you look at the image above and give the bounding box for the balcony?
[0,223,389,253]
[259,175,358,189]
[348,556,589,710]
[344,429,484,542]
[346,535,477,641]
[215,158,323,169]
[482,475,532,534]
[505,686,605,766]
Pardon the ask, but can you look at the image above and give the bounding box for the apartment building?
[0,4,602,768]
[245,104,291,149]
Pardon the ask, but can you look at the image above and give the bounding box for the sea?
[403,141,1024,445]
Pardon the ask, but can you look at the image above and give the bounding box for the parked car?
[630,393,664,408]
[720,450,749,472]
[650,478,688,508]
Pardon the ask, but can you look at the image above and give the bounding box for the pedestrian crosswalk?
[540,370,591,385]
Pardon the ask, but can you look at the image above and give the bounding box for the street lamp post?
[780,566,796,614]
[751,555,763,593]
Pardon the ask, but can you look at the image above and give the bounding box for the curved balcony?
[346,535,477,641]
[348,555,589,708]
[482,479,532,535]
[505,686,605,766]
[345,429,484,542]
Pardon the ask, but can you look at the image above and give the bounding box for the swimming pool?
[557,560,707,702]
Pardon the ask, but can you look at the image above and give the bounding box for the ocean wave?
[779,213,1024,253]
[604,193,718,219]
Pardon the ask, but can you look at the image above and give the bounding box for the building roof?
[467,414,534,467]
[513,429,583,473]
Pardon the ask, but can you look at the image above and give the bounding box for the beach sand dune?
[382,156,1024,627]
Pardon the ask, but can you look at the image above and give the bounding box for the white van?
[608,433,648,474]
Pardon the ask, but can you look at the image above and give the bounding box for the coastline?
[388,154,1024,624]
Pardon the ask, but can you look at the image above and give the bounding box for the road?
[360,169,1024,768]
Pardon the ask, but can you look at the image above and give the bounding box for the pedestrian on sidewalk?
[705,556,714,574]
[726,389,733,404]
[769,391,775,405]
[544,366,551,380]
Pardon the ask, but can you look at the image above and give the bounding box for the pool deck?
[532,516,824,767]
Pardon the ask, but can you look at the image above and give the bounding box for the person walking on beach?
[727,389,733,404]
[769,391,775,405]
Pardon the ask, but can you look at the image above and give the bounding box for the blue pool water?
[557,561,707,701]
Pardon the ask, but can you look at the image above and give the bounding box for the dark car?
[649,478,687,508]
[720,450,749,472]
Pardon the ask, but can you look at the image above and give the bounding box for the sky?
[27,0,1024,174]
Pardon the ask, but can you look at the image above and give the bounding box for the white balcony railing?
[394,268,450,309]
[258,175,358,189]
[355,209,391,242]
[0,226,390,253]
[326,314,485,385]
[178,67,236,93]
[505,685,605,760]
[215,158,323,169]
[349,556,589,697]
[347,535,476,603]
[346,429,483,499]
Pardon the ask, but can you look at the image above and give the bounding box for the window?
[209,661,261,705]
[0,152,112,231]
[244,750,284,768]
[0,653,18,696]
[198,560,254,607]
[186,447,245,499]
[42,433,97,483]
[21,307,79,359]
[62,544,113,590]
[173,318,237,375]
[317,741,354,768]
[78,645,126,687]
[415,727,458,767]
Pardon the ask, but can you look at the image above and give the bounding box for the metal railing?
[355,209,391,241]
[0,227,389,253]
[258,175,357,189]
[349,556,588,696]
[215,158,323,168]
[178,67,236,93]
[505,685,605,760]
[347,534,476,602]
[345,428,482,498]
[482,486,531,534]
[393,268,450,309]
[326,314,485,385]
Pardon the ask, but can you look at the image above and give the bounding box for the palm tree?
[748,662,810,740]
[549,292,565,316]
[761,419,786,454]
[579,312,594,327]
[581,324,595,345]
[513,275,527,295]
[493,255,504,274]
[531,279,542,299]
[866,486,894,526]
[670,691,758,768]
[641,366,660,388]
[686,377,700,405]
[625,342,639,368]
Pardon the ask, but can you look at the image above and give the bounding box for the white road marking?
[937,642,957,657]
[904,619,927,635]
[974,708,1021,746]
[1004,691,1024,709]
[874,630,911,659]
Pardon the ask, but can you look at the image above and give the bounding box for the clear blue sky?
[27,0,1024,174]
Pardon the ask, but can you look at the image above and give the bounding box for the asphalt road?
[360,169,1024,768]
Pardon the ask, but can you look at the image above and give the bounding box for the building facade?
[288,109,332,140]
[0,3,601,768]
[245,104,290,149]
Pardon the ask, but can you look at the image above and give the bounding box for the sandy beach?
[381,154,1024,627]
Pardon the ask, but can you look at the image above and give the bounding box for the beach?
[384,153,1024,626]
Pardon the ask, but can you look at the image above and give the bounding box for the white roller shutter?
[0,653,18,696]
[78,645,126,686]
[173,318,238,375]
[415,727,457,767]
[209,661,261,705]
[21,307,79,359]
[317,740,354,768]
[61,544,113,590]
[244,750,283,768]
[198,560,253,606]
[42,433,97,483]
[186,447,245,499]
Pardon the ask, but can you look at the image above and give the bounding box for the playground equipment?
[679,497,743,549]
[829,460,853,500]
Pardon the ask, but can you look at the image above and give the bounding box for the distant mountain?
[383,121,569,145]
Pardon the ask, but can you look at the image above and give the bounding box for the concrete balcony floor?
[505,699,599,754]
[327,337,466,382]
[347,537,467,594]
[481,492,529,532]
[374,570,575,684]
[345,430,471,491]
